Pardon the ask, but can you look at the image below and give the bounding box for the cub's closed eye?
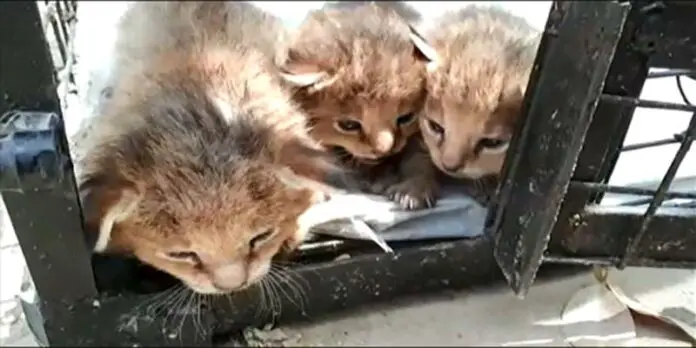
[427,119,444,136]
[396,113,415,126]
[249,228,275,249]
[334,119,362,132]
[165,251,202,265]
[478,138,509,150]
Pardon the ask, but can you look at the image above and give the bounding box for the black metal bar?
[47,8,67,66]
[490,1,631,297]
[19,237,585,346]
[555,204,696,264]
[618,112,696,268]
[569,181,696,200]
[645,2,696,70]
[646,69,696,79]
[599,94,696,113]
[0,1,99,345]
[64,0,76,15]
[548,2,667,260]
[54,1,71,48]
[486,1,563,246]
[211,238,506,334]
[620,132,684,151]
[621,197,696,207]
[570,1,655,204]
[19,290,214,346]
[542,254,696,269]
[675,75,694,105]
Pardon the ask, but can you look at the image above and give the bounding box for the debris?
[241,326,302,347]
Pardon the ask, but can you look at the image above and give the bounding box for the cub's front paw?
[368,172,401,195]
[386,179,439,210]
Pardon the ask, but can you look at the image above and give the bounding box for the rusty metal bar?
[552,204,696,265]
[489,1,631,297]
[599,94,696,113]
[569,181,696,200]
[543,255,696,269]
[620,132,685,151]
[618,112,696,268]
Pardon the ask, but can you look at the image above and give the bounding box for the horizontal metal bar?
[620,196,696,207]
[599,94,696,113]
[554,204,696,264]
[646,69,696,79]
[620,132,684,151]
[20,290,212,346]
[212,239,502,332]
[619,111,696,268]
[542,254,696,269]
[569,181,696,200]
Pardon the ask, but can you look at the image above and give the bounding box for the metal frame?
[0,2,517,346]
[490,0,696,297]
[2,0,694,346]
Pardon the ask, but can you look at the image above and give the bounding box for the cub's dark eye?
[427,119,444,136]
[334,119,362,132]
[396,113,416,126]
[478,138,509,150]
[249,229,275,249]
[165,251,202,265]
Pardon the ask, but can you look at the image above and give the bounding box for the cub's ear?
[279,66,327,88]
[278,58,339,91]
[407,24,440,70]
[79,174,141,254]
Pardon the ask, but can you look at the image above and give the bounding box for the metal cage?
[489,0,696,297]
[0,1,694,346]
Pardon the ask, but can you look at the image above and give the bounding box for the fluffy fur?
[279,1,441,209]
[77,1,337,295]
[421,5,540,179]
[322,1,422,25]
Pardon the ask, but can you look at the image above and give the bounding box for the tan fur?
[78,1,336,295]
[422,5,540,179]
[279,1,440,209]
[322,1,422,25]
[110,1,289,84]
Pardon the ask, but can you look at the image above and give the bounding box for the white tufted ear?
[80,179,141,253]
[279,71,328,87]
[407,24,440,72]
[93,189,140,252]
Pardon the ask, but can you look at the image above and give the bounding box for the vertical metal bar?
[618,113,696,268]
[492,1,631,297]
[0,1,97,305]
[55,1,70,44]
[548,0,655,256]
[486,1,562,252]
[581,1,662,204]
[47,12,67,66]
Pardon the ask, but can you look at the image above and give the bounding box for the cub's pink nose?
[372,130,395,154]
[441,154,464,173]
[212,263,247,291]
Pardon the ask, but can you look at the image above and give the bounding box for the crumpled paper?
[301,186,488,251]
[605,267,696,345]
[559,266,696,347]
